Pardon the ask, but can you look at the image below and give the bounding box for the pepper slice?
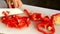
[24,9,43,21]
[37,16,55,34]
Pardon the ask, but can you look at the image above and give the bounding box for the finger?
[6,0,12,8]
[17,0,23,8]
[13,0,18,8]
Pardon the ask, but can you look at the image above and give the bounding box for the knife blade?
[0,8,23,17]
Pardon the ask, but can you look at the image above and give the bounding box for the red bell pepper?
[24,9,43,21]
[1,11,30,29]
[37,16,55,34]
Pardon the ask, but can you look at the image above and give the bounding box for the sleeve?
[0,0,7,8]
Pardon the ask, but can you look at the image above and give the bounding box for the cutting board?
[0,5,60,34]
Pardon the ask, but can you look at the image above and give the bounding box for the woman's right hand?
[5,0,23,8]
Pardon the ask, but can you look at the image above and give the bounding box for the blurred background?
[22,0,60,10]
[0,0,60,10]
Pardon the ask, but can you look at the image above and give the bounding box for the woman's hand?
[5,0,22,8]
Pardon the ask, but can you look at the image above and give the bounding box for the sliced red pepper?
[1,11,30,29]
[24,9,43,21]
[37,16,55,34]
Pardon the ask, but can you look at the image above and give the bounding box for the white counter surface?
[0,0,60,34]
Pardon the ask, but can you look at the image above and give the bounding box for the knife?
[0,8,23,17]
